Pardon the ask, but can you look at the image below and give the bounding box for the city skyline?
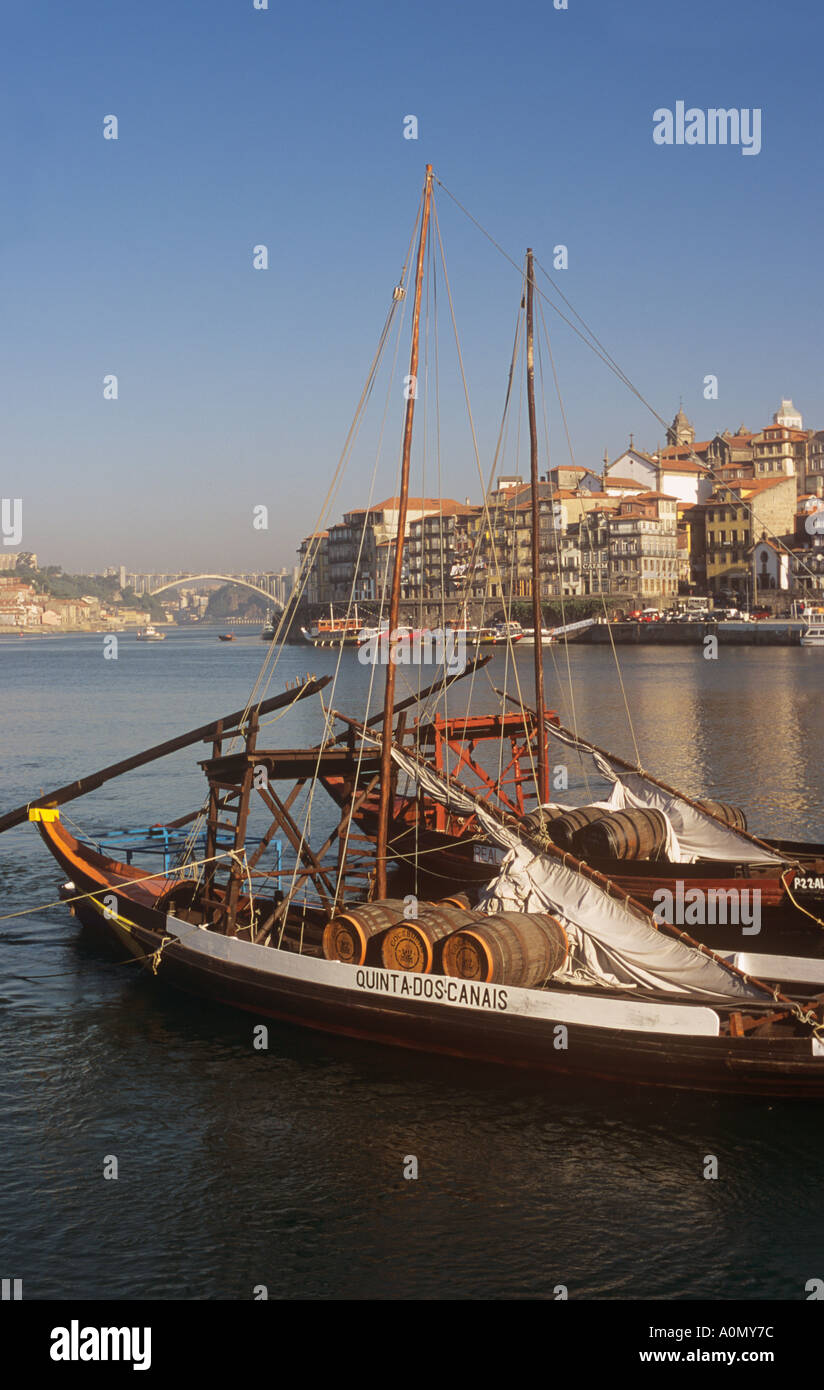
[3,0,823,573]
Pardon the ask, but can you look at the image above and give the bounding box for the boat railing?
[82,825,283,877]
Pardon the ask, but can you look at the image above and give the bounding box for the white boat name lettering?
[355,968,508,1010]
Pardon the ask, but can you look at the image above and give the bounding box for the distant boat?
[135,625,165,642]
[801,610,824,647]
[519,618,595,645]
[299,604,365,647]
[218,634,235,642]
[491,620,523,645]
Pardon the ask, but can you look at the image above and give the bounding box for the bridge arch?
[147,575,283,608]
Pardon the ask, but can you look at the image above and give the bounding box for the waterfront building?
[751,537,791,593]
[705,426,756,481]
[296,532,330,604]
[676,501,707,593]
[577,507,614,595]
[605,442,710,507]
[403,503,481,603]
[0,578,40,628]
[545,463,603,492]
[675,502,699,590]
[557,526,583,597]
[39,598,93,627]
[804,432,824,498]
[291,404,821,606]
[607,494,679,601]
[312,496,468,605]
[327,511,374,602]
[484,497,534,600]
[603,474,651,499]
[704,475,797,596]
[751,402,808,479]
[789,499,824,597]
[481,478,583,601]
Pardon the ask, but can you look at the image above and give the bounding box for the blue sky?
[2,0,822,572]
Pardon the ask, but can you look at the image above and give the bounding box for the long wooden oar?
[0,677,332,835]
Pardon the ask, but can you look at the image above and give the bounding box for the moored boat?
[801,609,824,647]
[25,753,824,1098]
[299,604,366,647]
[339,707,824,951]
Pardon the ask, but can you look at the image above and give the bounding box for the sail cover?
[543,723,784,866]
[386,744,766,1002]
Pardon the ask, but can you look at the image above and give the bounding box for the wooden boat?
[12,701,824,1099]
[8,167,824,1096]
[332,736,824,949]
[299,604,366,647]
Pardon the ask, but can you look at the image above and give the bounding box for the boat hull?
[37,821,824,1097]
[346,813,824,950]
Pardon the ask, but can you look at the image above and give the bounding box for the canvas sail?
[542,723,784,866]
[386,744,768,1002]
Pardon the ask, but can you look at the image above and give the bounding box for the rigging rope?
[436,177,822,593]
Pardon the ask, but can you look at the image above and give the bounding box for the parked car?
[750,606,771,620]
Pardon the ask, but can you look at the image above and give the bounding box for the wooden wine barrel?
[440,891,474,910]
[440,911,568,988]
[545,805,608,850]
[571,808,669,862]
[380,903,479,974]
[695,798,748,832]
[519,807,566,847]
[322,899,407,965]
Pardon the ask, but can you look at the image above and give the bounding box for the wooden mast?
[526,248,549,805]
[375,164,433,899]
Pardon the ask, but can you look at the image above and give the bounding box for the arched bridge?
[148,575,283,608]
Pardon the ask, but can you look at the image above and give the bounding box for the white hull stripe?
[165,916,721,1037]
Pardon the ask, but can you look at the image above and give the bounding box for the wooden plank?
[202,749,383,783]
[220,712,259,933]
[256,785,337,908]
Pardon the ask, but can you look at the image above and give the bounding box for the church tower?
[666,404,695,448]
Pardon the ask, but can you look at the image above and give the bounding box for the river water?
[1,628,822,1300]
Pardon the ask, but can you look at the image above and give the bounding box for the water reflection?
[1,630,823,1299]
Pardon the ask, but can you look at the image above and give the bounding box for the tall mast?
[526,248,549,805]
[375,165,433,899]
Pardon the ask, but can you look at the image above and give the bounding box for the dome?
[773,398,803,429]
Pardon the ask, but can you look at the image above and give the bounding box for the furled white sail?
[386,744,767,1002]
[543,723,784,865]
